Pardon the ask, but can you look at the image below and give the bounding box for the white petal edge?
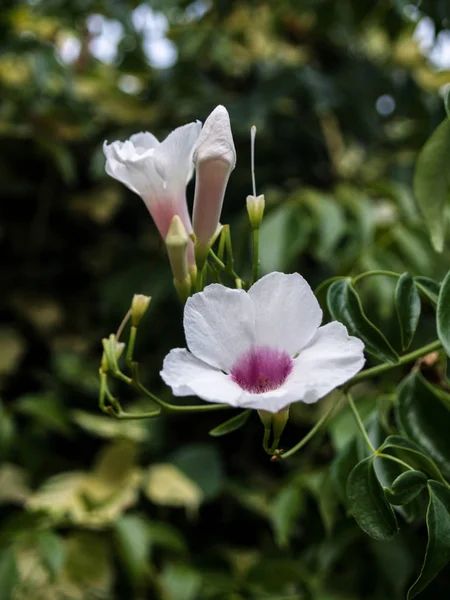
[184,284,256,372]
[160,348,244,405]
[156,121,202,187]
[248,272,323,356]
[282,321,365,404]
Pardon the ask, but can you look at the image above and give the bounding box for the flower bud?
[193,106,236,265]
[166,215,191,301]
[101,334,125,373]
[131,294,152,327]
[246,194,265,229]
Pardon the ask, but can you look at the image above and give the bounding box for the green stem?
[252,228,260,283]
[346,391,376,453]
[126,326,137,370]
[132,364,231,413]
[346,340,443,388]
[314,276,347,297]
[376,453,414,471]
[262,427,272,454]
[208,248,226,271]
[351,270,401,286]
[280,394,342,460]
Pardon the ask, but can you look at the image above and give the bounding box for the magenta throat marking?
[230,346,293,394]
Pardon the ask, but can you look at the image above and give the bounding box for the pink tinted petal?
[248,272,322,356]
[230,346,293,393]
[160,348,243,405]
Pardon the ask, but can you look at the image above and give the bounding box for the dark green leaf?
[330,439,359,503]
[437,269,450,358]
[270,483,304,548]
[0,550,18,600]
[209,410,251,437]
[396,373,450,478]
[380,435,444,483]
[385,470,428,505]
[171,444,223,500]
[407,481,450,599]
[413,117,450,252]
[36,530,65,581]
[347,457,399,541]
[414,276,441,305]
[114,515,150,588]
[395,273,421,350]
[327,279,398,363]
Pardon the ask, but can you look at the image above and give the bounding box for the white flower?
[160,272,365,413]
[103,121,201,242]
[192,106,236,259]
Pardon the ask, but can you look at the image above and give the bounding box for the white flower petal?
[156,121,202,188]
[129,131,159,152]
[160,349,243,405]
[283,321,365,404]
[184,285,255,371]
[103,140,164,198]
[248,272,322,356]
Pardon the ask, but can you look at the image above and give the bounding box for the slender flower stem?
[126,326,137,369]
[351,270,401,285]
[116,308,132,341]
[346,391,376,453]
[208,249,226,270]
[346,340,443,388]
[252,228,260,283]
[262,427,272,455]
[280,394,342,460]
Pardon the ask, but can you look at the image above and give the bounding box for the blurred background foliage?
[2,0,450,598]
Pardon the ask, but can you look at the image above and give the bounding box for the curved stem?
[351,270,401,286]
[132,364,231,413]
[280,393,342,460]
[314,276,347,297]
[346,391,376,453]
[345,340,443,388]
[116,308,132,341]
[376,453,414,471]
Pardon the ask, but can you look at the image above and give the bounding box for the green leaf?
[330,439,359,502]
[327,279,398,363]
[36,530,65,581]
[380,435,445,483]
[414,276,441,305]
[270,483,304,548]
[395,273,421,351]
[170,444,223,500]
[347,457,399,541]
[0,550,18,600]
[114,515,150,588]
[413,117,450,252]
[209,410,251,437]
[396,372,450,478]
[385,470,428,506]
[437,269,450,358]
[160,564,202,600]
[407,481,450,599]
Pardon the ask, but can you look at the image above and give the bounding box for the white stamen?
[250,125,257,197]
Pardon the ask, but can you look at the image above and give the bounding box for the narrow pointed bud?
[166,216,191,301]
[246,194,265,229]
[101,334,125,373]
[193,106,236,265]
[131,294,152,327]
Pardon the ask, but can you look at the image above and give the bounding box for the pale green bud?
[246,194,265,229]
[131,294,151,327]
[101,334,125,373]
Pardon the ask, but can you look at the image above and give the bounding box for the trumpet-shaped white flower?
[103,122,202,247]
[161,272,365,413]
[192,105,236,258]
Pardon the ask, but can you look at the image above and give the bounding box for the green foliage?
[2,0,450,598]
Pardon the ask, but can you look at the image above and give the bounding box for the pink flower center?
[230,346,293,394]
